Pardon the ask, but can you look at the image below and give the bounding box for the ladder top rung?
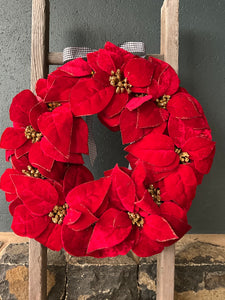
[48,52,164,65]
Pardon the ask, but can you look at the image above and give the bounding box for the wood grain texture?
[29,239,47,300]
[48,52,63,65]
[160,0,179,73]
[30,0,49,299]
[157,1,179,299]
[31,0,49,91]
[157,244,175,300]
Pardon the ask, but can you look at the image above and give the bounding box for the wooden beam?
[48,52,63,65]
[160,0,179,73]
[29,239,47,300]
[157,244,175,300]
[157,1,179,300]
[29,0,49,299]
[47,52,164,66]
[31,0,49,91]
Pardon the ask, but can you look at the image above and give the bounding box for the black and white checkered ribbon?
[63,42,146,165]
[63,42,145,63]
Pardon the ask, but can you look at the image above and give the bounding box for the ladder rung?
[48,52,164,65]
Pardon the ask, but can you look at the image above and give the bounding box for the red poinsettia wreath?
[0,42,215,257]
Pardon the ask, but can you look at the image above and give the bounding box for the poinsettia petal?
[36,78,48,99]
[15,140,32,158]
[124,58,154,87]
[160,202,191,238]
[0,169,18,194]
[98,111,120,130]
[97,49,116,74]
[120,108,145,144]
[132,232,164,257]
[29,101,49,131]
[109,165,135,212]
[29,142,54,172]
[63,165,94,196]
[102,92,128,118]
[11,205,50,238]
[87,208,132,253]
[147,57,179,98]
[167,92,202,119]
[126,95,152,111]
[131,160,146,199]
[36,222,63,251]
[64,205,98,231]
[143,215,178,242]
[66,177,111,214]
[63,208,81,225]
[168,116,211,148]
[44,77,78,103]
[161,165,197,210]
[104,42,135,63]
[70,79,114,116]
[5,193,18,202]
[36,160,66,181]
[40,137,84,164]
[59,58,92,77]
[125,133,177,167]
[182,137,215,161]
[70,117,89,154]
[62,225,93,256]
[38,104,73,157]
[9,198,23,215]
[9,90,38,125]
[135,191,160,215]
[137,101,169,128]
[11,154,29,172]
[0,127,27,149]
[11,175,58,216]
[194,146,215,174]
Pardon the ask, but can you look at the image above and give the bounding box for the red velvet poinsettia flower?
[125,131,215,183]
[146,56,180,100]
[0,90,88,172]
[36,58,92,102]
[8,164,93,251]
[118,56,180,143]
[125,132,180,182]
[167,89,212,146]
[86,165,190,257]
[61,177,112,256]
[131,160,197,212]
[10,153,67,182]
[120,104,168,144]
[70,42,135,120]
[0,168,22,215]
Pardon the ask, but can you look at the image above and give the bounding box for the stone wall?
[0,233,225,299]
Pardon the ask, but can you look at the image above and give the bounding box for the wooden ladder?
[29,0,179,299]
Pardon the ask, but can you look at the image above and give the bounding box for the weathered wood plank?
[157,1,179,300]
[29,239,47,300]
[30,0,49,299]
[31,0,49,91]
[48,52,164,65]
[157,244,175,300]
[48,52,63,65]
[160,0,179,73]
